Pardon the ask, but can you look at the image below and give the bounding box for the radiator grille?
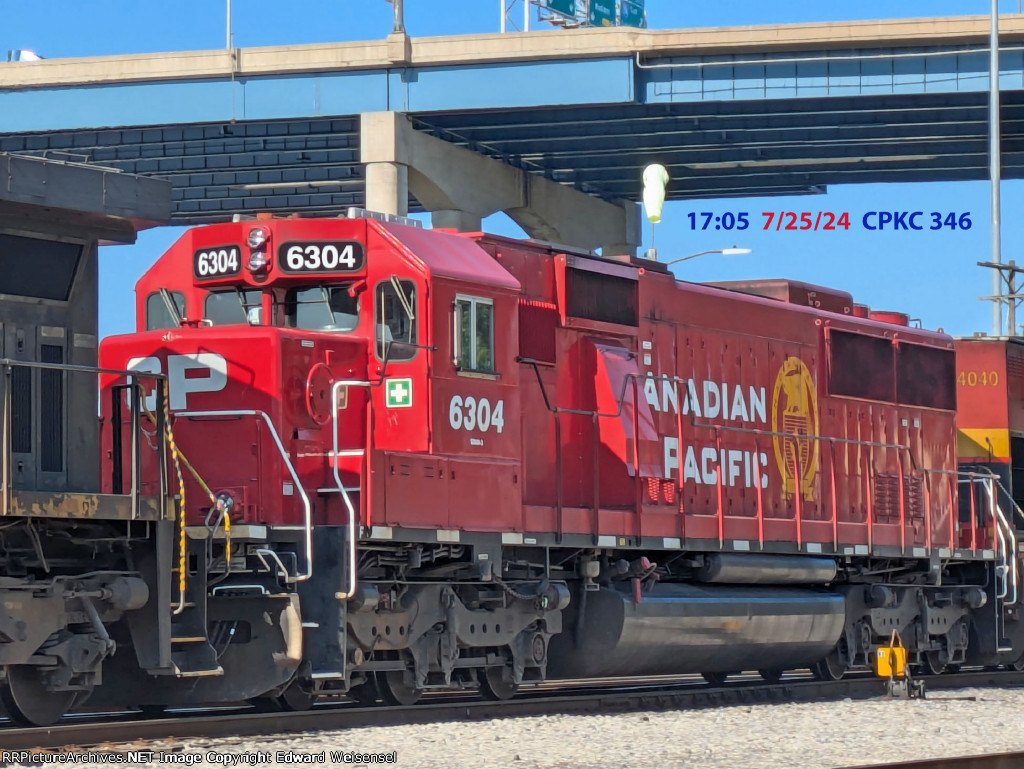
[10,364,31,454]
[565,268,638,326]
[40,345,63,473]
[1008,351,1024,378]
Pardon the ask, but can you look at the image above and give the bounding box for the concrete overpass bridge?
[3,14,1024,253]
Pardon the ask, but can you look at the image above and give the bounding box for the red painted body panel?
[954,340,1011,463]
[100,217,969,556]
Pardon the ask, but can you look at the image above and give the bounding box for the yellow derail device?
[872,636,908,678]
[872,630,924,698]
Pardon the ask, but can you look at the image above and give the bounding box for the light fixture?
[642,164,669,223]
[246,227,268,249]
[660,247,752,266]
[248,250,269,273]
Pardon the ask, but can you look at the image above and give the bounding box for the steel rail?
[843,752,1024,768]
[2,670,1024,753]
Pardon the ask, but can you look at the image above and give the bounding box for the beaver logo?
[771,357,819,501]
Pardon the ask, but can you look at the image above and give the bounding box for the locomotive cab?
[102,214,444,546]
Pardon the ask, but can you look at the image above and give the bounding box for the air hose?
[141,397,230,614]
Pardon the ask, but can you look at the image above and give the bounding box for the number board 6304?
[278,241,365,274]
[193,246,242,280]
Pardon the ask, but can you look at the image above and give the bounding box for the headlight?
[246,227,268,249]
[248,250,268,272]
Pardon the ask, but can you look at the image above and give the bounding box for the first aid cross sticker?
[386,378,413,408]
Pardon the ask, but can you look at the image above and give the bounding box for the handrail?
[792,435,802,548]
[829,438,839,550]
[520,357,982,557]
[331,379,373,601]
[630,379,639,542]
[174,409,312,583]
[994,504,1019,605]
[985,478,1006,600]
[923,469,932,553]
[0,359,167,519]
[953,469,1022,605]
[754,434,765,546]
[896,453,907,555]
[714,425,724,547]
[0,358,167,379]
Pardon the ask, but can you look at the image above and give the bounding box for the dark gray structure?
[0,154,175,727]
[0,153,170,511]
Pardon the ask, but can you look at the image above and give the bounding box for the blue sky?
[2,0,1021,338]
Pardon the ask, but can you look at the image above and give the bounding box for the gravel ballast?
[32,685,1022,769]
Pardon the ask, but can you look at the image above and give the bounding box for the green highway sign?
[620,0,645,27]
[385,377,413,408]
[547,0,577,18]
[588,0,615,26]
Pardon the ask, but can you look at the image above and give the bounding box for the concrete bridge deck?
[1,15,1022,222]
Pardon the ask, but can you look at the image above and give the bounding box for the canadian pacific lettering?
[640,374,770,488]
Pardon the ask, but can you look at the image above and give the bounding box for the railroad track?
[1,669,1023,754]
[844,752,1024,768]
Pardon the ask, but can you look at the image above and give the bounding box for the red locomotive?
[7,163,1023,726]
[80,210,1019,713]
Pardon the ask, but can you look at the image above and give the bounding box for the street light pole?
[990,0,1003,335]
[392,0,406,33]
[226,0,232,49]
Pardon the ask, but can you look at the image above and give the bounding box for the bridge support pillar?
[360,111,640,255]
[364,161,408,217]
[431,210,483,232]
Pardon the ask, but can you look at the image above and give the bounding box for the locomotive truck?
[3,208,1022,723]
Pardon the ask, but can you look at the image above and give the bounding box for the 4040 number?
[449,395,505,433]
[957,370,999,387]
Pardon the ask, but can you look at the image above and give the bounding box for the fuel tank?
[547,584,845,678]
[697,553,837,584]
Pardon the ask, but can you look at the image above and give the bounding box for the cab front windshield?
[285,284,359,332]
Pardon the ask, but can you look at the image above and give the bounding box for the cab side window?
[454,295,494,373]
[375,280,417,361]
[145,291,185,331]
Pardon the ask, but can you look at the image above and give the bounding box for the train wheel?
[758,669,785,684]
[277,680,317,711]
[138,704,168,717]
[702,672,730,686]
[1,666,77,727]
[811,652,847,682]
[479,667,518,701]
[248,696,283,712]
[1011,654,1024,672]
[921,651,946,676]
[377,670,422,706]
[348,676,380,705]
